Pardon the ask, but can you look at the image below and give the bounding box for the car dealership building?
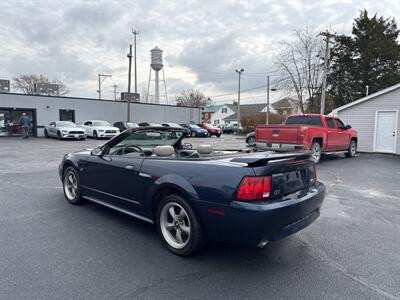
[0,93,202,137]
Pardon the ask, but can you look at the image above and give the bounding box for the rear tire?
[156,194,206,256]
[310,141,322,163]
[62,167,85,205]
[345,140,357,158]
[246,136,256,146]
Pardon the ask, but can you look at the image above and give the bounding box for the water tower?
[146,46,168,104]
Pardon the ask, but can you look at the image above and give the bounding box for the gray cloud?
[1,0,399,102]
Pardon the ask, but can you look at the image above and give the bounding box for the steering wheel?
[123,145,144,155]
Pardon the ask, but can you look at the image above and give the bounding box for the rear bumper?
[256,142,304,151]
[197,182,325,246]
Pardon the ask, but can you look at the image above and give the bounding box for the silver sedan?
[44,121,87,140]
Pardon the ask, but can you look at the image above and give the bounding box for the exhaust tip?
[257,239,270,248]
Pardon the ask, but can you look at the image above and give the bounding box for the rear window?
[286,116,322,127]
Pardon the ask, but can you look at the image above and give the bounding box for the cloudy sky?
[1,0,399,105]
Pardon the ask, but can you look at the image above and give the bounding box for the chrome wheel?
[311,142,321,163]
[247,136,255,146]
[350,141,356,156]
[64,171,78,201]
[160,202,191,249]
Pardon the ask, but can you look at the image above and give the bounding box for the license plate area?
[272,169,307,198]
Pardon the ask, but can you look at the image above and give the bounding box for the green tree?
[329,10,400,108]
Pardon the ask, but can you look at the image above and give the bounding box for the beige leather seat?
[197,144,213,156]
[154,145,175,157]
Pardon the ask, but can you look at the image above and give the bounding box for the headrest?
[154,145,175,157]
[197,144,213,155]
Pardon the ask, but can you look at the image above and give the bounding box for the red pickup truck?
[255,114,358,163]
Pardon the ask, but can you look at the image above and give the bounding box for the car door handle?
[125,165,135,170]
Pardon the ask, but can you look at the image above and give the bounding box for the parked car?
[255,114,358,163]
[113,121,139,132]
[44,121,86,140]
[222,124,237,134]
[246,132,256,146]
[81,120,120,139]
[197,123,221,137]
[162,123,191,137]
[138,122,163,127]
[180,123,208,137]
[59,126,325,256]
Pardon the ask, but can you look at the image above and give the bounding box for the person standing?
[19,113,31,139]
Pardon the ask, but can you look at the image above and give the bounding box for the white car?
[44,121,86,140]
[81,120,120,139]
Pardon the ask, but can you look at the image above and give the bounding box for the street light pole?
[127,44,133,122]
[235,68,244,131]
[266,75,270,125]
[98,74,112,100]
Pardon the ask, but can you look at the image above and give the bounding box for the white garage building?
[331,83,400,154]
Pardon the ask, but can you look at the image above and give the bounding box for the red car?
[197,123,221,137]
[255,114,358,163]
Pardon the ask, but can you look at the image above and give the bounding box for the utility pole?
[132,29,139,95]
[127,44,133,122]
[112,84,118,101]
[235,69,244,131]
[319,30,334,115]
[97,74,112,100]
[266,75,270,125]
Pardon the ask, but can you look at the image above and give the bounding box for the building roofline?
[0,92,200,109]
[331,83,400,113]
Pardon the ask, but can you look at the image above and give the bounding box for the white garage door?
[374,111,398,153]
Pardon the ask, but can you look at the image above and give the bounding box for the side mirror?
[91,147,103,156]
[345,125,352,129]
[182,142,192,150]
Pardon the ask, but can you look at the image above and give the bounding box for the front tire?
[57,131,62,140]
[44,129,49,138]
[62,167,84,204]
[345,140,357,158]
[311,141,322,163]
[156,194,206,256]
[93,130,98,139]
[191,132,196,138]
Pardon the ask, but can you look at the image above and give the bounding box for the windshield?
[57,121,76,127]
[127,122,139,128]
[111,130,184,150]
[204,123,216,128]
[93,121,111,126]
[286,116,322,127]
[190,124,200,129]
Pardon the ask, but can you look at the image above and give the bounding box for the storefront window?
[0,109,35,136]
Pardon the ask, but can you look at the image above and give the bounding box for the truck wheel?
[246,136,256,146]
[156,194,206,256]
[311,142,321,163]
[345,140,357,158]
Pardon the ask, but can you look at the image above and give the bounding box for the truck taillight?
[236,176,271,201]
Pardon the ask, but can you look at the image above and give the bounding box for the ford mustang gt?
[59,126,325,256]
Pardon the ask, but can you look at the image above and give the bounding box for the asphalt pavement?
[0,136,399,299]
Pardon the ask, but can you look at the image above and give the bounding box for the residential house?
[211,103,267,126]
[271,97,297,115]
[202,105,221,123]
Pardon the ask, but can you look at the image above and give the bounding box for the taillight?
[236,176,271,202]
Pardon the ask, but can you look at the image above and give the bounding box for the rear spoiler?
[230,151,312,167]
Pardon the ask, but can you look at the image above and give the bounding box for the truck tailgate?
[256,125,301,144]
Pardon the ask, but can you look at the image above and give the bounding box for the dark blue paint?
[59,135,325,246]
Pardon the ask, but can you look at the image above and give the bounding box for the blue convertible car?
[59,126,325,256]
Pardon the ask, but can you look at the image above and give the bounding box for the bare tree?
[12,74,69,95]
[274,27,323,113]
[175,88,207,107]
